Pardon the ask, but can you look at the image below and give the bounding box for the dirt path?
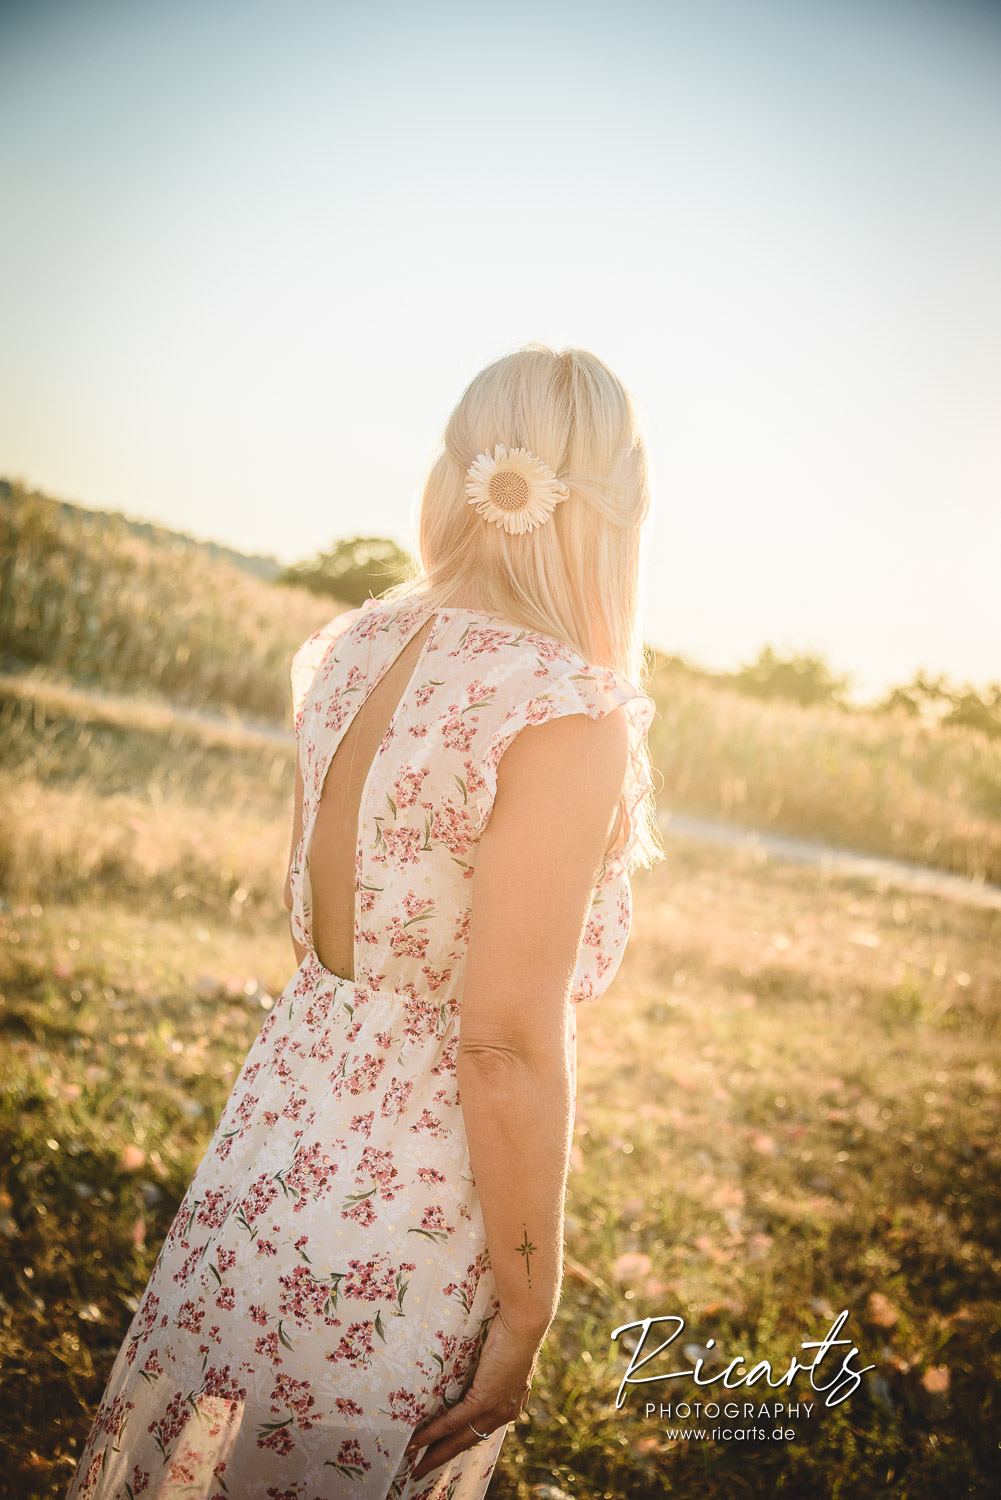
[660,810,1001,911]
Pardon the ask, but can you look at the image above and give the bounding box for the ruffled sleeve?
[290,600,377,731]
[472,665,657,880]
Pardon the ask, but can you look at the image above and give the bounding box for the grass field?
[5,479,1001,886]
[1,673,999,1498]
[647,675,1001,885]
[1,483,333,722]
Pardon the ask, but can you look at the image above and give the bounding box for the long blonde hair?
[385,344,662,871]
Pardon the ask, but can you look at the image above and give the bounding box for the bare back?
[307,617,437,981]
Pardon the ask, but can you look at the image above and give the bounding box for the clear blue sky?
[2,0,999,699]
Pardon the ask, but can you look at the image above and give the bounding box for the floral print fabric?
[289,600,655,1005]
[66,598,655,1500]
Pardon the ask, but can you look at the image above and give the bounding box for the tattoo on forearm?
[516,1226,537,1287]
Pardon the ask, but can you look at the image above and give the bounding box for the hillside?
[0,478,283,581]
[0,480,334,723]
[2,478,1000,881]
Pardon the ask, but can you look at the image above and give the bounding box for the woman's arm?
[406,706,629,1480]
[284,756,309,968]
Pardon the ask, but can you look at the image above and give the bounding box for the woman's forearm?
[456,1043,574,1338]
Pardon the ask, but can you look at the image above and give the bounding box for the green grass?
[1,693,999,1497]
[2,494,1000,1495]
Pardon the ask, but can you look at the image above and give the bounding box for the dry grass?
[648,671,1001,883]
[4,472,1001,883]
[1,687,999,1498]
[0,675,294,914]
[1,484,334,721]
[3,662,1001,937]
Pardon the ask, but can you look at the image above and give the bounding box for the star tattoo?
[516,1226,537,1287]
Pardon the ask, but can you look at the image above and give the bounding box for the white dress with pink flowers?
[66,596,655,1500]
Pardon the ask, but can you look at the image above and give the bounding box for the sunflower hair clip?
[465,445,570,536]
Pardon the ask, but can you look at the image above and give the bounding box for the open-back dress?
[65,595,656,1500]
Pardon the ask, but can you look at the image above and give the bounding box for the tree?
[278,536,412,607]
[728,645,851,708]
[873,671,1001,737]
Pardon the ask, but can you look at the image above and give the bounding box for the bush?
[278,535,412,606]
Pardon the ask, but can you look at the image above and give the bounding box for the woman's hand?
[403,1309,544,1481]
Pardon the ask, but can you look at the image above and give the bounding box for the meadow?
[1,486,1000,1497]
[0,482,330,722]
[4,479,1001,883]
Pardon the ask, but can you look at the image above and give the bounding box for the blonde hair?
[385,343,662,871]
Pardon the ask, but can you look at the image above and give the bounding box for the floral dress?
[65,596,656,1500]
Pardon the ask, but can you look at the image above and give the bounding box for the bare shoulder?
[496,704,630,801]
[481,705,629,882]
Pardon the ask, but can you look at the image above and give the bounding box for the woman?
[66,345,661,1500]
